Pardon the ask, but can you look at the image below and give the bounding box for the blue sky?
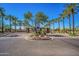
[0,3,79,29]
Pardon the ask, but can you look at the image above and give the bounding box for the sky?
[0,3,79,29]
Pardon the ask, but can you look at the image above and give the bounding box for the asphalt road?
[0,33,79,56]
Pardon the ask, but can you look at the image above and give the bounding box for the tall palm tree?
[66,3,78,35]
[5,15,13,32]
[52,23,54,31]
[56,17,61,33]
[23,20,30,32]
[51,19,56,32]
[51,18,57,33]
[60,10,66,33]
[35,12,48,25]
[18,20,23,31]
[46,20,52,33]
[0,7,5,33]
[63,7,73,34]
[12,16,18,32]
[24,11,32,32]
[35,12,48,33]
[66,9,72,34]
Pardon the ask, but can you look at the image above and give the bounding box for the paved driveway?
[0,33,79,56]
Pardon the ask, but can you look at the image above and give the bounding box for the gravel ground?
[0,32,79,56]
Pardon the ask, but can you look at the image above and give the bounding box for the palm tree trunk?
[15,25,16,32]
[15,20,16,32]
[62,18,65,33]
[20,26,21,31]
[68,14,71,34]
[58,22,60,33]
[10,18,12,32]
[72,9,75,35]
[49,23,50,33]
[15,20,17,32]
[53,23,54,32]
[2,16,4,33]
[20,24,21,31]
[35,21,37,33]
[32,20,33,32]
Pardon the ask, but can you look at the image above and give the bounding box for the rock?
[32,35,51,40]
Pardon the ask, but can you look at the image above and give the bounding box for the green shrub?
[34,29,46,36]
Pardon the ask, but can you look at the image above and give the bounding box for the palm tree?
[51,19,57,33]
[52,23,54,31]
[5,15,13,32]
[35,12,48,24]
[56,17,61,33]
[51,19,56,32]
[46,20,52,33]
[24,11,32,32]
[66,3,78,35]
[12,16,18,32]
[0,7,5,33]
[66,9,72,34]
[35,12,48,33]
[23,20,29,32]
[63,7,73,34]
[18,20,23,31]
[60,10,66,33]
